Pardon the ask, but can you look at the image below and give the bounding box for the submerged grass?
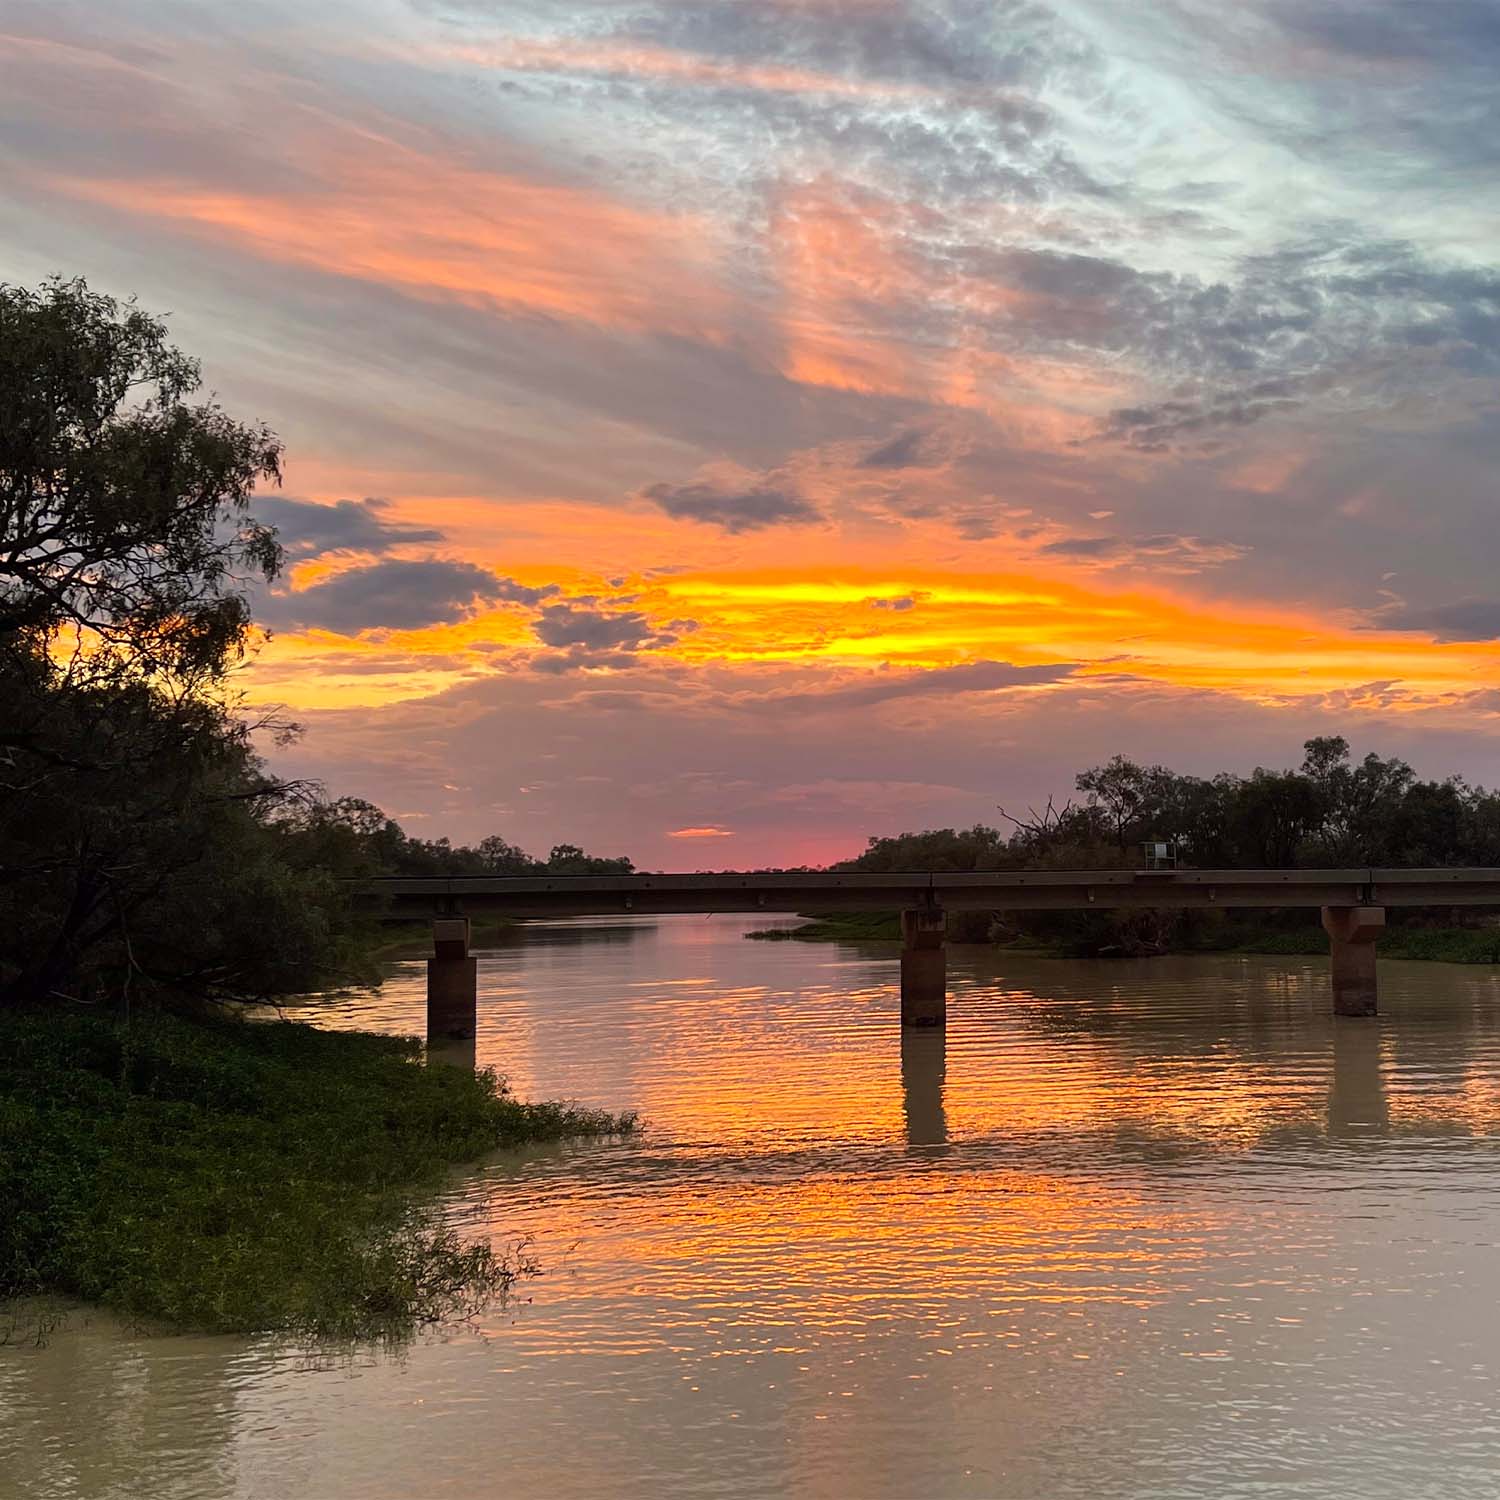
[0,1007,633,1342]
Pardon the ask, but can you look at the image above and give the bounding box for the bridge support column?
[900,908,946,1028]
[427,917,477,1040]
[1321,906,1384,1017]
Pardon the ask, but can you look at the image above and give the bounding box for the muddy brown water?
[5,915,1500,1498]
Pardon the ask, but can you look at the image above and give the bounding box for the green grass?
[746,911,903,942]
[0,1006,632,1341]
[1186,923,1500,963]
[1376,927,1500,963]
[750,912,1500,965]
[368,914,519,959]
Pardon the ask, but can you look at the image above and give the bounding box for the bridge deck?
[365,868,1500,919]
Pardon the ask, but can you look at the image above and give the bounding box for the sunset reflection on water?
[7,916,1500,1498]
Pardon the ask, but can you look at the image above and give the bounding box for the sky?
[4,0,1499,868]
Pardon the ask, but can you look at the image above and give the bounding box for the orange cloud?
[772,184,926,397]
[669,826,736,838]
[245,539,1500,719]
[48,131,728,339]
[762,183,1126,439]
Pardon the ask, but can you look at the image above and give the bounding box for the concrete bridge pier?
[427,916,478,1040]
[1321,905,1385,1017]
[900,907,947,1028]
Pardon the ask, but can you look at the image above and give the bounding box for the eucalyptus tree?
[0,277,332,1008]
[0,276,282,683]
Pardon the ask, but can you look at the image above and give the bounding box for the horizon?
[8,1,1499,869]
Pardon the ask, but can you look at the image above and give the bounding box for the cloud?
[859,429,931,470]
[263,559,533,633]
[1038,533,1249,571]
[1041,537,1123,558]
[529,602,694,670]
[534,605,669,650]
[18,0,1500,861]
[1102,381,1302,451]
[1265,0,1500,67]
[253,496,443,559]
[668,825,734,838]
[954,514,1001,541]
[492,578,565,606]
[639,477,821,532]
[1374,599,1500,642]
[774,660,1081,711]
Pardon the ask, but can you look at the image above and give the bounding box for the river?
[5,915,1500,1498]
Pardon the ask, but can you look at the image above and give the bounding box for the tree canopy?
[1,276,283,686]
[841,736,1500,874]
[0,279,633,1010]
[0,280,307,1007]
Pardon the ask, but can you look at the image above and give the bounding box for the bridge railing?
[355,867,1500,917]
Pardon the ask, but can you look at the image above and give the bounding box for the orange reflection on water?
[338,934,1500,1348]
[15,926,1500,1500]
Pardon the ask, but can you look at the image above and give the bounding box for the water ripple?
[6,917,1500,1498]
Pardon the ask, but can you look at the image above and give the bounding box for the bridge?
[363,867,1500,1039]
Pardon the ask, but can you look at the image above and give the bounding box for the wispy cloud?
[8,0,1500,854]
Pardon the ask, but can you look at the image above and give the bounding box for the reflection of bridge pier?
[428,1034,478,1071]
[1328,1018,1390,1137]
[900,1027,948,1148]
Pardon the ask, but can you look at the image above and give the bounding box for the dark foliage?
[0,276,281,681]
[275,796,635,879]
[841,737,1500,876]
[833,737,1500,956]
[0,279,356,1008]
[0,279,628,1010]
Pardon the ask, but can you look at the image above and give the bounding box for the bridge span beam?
[900,908,947,1027]
[427,917,478,1040]
[1322,905,1385,1017]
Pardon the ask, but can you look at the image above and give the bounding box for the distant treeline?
[827,739,1500,957]
[301,798,634,879]
[842,738,1500,874]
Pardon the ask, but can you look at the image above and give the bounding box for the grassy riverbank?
[1189,922,1500,963]
[369,914,520,960]
[747,913,906,942]
[0,1007,632,1342]
[748,912,1500,964]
